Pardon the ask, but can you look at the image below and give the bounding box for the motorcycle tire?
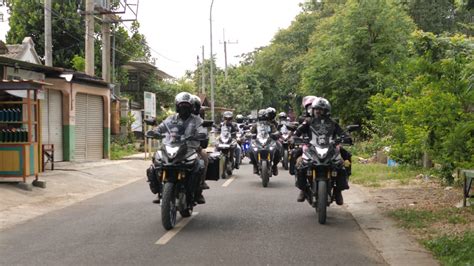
[161,182,177,230]
[226,160,233,176]
[261,160,269,187]
[317,180,327,224]
[178,192,192,218]
[283,150,289,170]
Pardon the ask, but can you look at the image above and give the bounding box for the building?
[1,38,111,162]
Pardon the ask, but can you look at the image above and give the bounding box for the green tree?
[369,31,474,181]
[6,0,85,68]
[301,0,415,124]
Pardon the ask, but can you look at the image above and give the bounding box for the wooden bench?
[42,144,54,171]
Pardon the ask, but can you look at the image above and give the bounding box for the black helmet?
[257,109,267,121]
[223,111,233,121]
[311,97,331,117]
[175,92,193,119]
[190,95,202,115]
[236,114,244,123]
[266,107,276,120]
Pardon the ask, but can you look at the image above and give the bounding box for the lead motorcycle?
[251,123,278,187]
[215,126,237,179]
[145,120,212,230]
[294,125,358,224]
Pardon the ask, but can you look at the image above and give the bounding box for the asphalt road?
[0,159,386,266]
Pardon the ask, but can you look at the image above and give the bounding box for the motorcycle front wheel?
[178,192,192,218]
[317,180,327,224]
[283,150,289,170]
[161,182,177,230]
[261,160,269,187]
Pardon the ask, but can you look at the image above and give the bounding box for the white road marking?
[222,176,236,187]
[155,212,199,245]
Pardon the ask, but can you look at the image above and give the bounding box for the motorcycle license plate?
[219,144,230,148]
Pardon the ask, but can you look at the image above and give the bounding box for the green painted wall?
[63,125,75,161]
[103,127,110,159]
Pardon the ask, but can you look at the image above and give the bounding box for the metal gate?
[75,93,103,160]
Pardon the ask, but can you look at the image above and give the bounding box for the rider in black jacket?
[293,98,350,205]
[151,92,207,204]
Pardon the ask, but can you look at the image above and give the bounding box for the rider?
[152,92,207,205]
[191,95,210,191]
[216,111,242,169]
[293,97,350,205]
[249,109,281,175]
[290,96,319,175]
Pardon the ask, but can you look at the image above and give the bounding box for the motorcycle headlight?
[165,146,179,159]
[257,137,268,145]
[316,147,329,159]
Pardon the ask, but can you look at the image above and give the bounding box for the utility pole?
[44,0,52,66]
[201,45,205,95]
[101,14,111,82]
[209,0,215,121]
[85,0,95,76]
[220,29,238,80]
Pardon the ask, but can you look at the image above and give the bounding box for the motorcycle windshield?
[257,124,270,144]
[310,134,332,148]
[162,127,186,146]
[220,127,231,143]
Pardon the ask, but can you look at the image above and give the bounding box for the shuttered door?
[75,93,103,161]
[86,95,103,160]
[75,93,87,160]
[40,89,63,161]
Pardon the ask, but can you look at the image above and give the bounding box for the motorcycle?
[145,119,212,230]
[215,126,237,179]
[279,124,292,170]
[294,125,358,224]
[236,126,251,161]
[251,123,278,187]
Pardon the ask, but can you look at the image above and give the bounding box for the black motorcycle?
[294,125,358,224]
[215,126,237,179]
[251,124,278,187]
[279,124,292,170]
[145,120,212,230]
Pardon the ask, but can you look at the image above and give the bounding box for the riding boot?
[334,189,343,205]
[152,195,161,204]
[195,190,206,204]
[297,190,305,202]
[272,164,278,176]
[253,164,258,174]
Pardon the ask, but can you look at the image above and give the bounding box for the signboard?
[144,91,156,118]
[131,110,142,132]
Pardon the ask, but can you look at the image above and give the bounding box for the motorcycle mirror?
[196,132,208,140]
[346,125,361,132]
[144,118,157,126]
[202,120,214,128]
[146,130,162,139]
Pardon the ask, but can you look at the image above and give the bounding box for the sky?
[0,1,304,78]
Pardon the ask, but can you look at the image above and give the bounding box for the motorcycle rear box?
[206,152,221,180]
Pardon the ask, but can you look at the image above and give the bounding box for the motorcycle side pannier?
[206,152,221,181]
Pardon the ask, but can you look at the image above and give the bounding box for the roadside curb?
[345,184,439,266]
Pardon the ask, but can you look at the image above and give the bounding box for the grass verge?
[110,143,138,160]
[350,161,424,187]
[388,207,474,265]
